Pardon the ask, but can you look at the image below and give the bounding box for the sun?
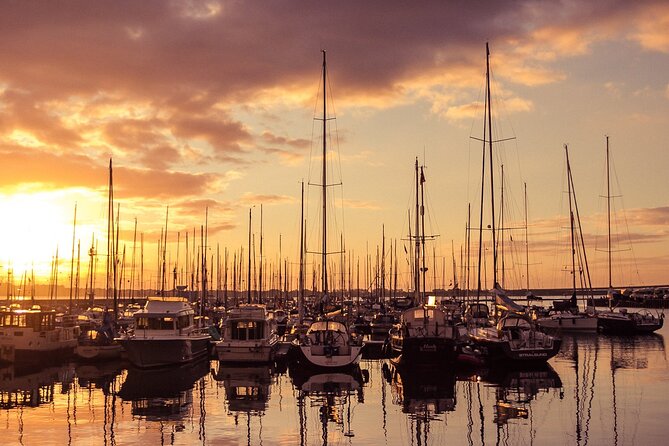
[0,189,103,283]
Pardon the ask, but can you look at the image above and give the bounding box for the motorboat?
[115,296,210,368]
[216,304,279,364]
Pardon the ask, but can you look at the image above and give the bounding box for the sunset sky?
[1,1,668,295]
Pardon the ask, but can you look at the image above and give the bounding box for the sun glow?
[0,191,94,282]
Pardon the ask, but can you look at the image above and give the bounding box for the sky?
[0,0,668,295]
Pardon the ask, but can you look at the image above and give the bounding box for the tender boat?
[75,308,122,361]
[0,305,80,364]
[216,304,279,364]
[115,297,210,368]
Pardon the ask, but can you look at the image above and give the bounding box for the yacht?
[466,309,562,363]
[0,305,80,364]
[115,296,210,368]
[386,159,463,365]
[216,304,279,364]
[387,301,463,365]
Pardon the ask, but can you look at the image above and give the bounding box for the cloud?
[240,193,296,206]
[625,206,669,226]
[628,3,669,52]
[0,146,219,200]
[343,199,381,210]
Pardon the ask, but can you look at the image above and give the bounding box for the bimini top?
[307,320,348,334]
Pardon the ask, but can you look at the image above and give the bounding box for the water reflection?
[557,331,666,446]
[290,365,367,444]
[212,363,273,414]
[0,362,75,408]
[0,328,665,445]
[117,358,209,420]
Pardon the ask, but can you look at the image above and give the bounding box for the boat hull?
[216,338,278,364]
[536,315,598,332]
[75,343,123,361]
[388,335,460,364]
[0,328,79,364]
[118,336,210,368]
[467,336,562,364]
[597,313,636,334]
[293,343,363,370]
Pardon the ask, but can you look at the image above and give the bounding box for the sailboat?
[464,43,561,364]
[291,51,364,369]
[386,158,463,364]
[76,159,122,361]
[596,137,663,334]
[535,145,598,332]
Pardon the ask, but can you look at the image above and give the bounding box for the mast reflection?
[212,363,274,414]
[117,358,209,420]
[0,362,75,408]
[289,364,367,445]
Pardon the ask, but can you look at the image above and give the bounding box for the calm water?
[2,319,668,445]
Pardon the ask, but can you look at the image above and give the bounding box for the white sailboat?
[465,43,561,364]
[535,145,598,332]
[596,136,663,333]
[292,51,363,369]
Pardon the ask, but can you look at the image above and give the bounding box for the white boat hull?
[296,344,363,369]
[536,314,598,331]
[216,339,278,363]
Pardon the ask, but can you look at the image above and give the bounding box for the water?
[1,322,668,445]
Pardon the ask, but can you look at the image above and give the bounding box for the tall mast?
[299,181,305,324]
[420,165,427,304]
[486,42,498,288]
[69,202,77,314]
[606,135,612,289]
[321,49,328,300]
[566,145,577,294]
[247,207,252,304]
[414,158,421,302]
[259,204,263,304]
[524,183,530,291]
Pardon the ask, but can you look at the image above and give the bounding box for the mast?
[566,145,577,294]
[247,207,252,304]
[524,183,530,292]
[420,165,427,303]
[69,202,77,314]
[321,49,328,301]
[606,135,612,290]
[413,158,421,303]
[259,204,263,304]
[299,181,305,324]
[486,42,498,288]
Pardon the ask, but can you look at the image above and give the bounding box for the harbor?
[2,2,669,445]
[0,320,666,445]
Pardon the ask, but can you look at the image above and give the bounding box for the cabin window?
[177,315,190,329]
[230,321,263,340]
[232,386,260,398]
[136,316,175,330]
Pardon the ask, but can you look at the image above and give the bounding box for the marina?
[0,315,666,445]
[2,2,669,445]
